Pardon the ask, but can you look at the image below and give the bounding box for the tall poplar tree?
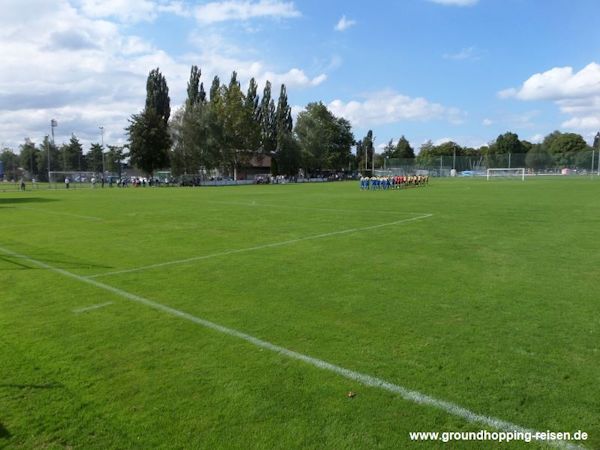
[127,67,172,176]
[259,81,277,157]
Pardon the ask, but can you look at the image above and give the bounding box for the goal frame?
[486,167,525,181]
[48,171,99,189]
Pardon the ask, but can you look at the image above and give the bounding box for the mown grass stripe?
[0,244,584,450]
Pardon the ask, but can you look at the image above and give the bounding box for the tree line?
[2,67,600,181]
[0,135,126,182]
[127,66,355,178]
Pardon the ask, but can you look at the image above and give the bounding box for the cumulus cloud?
[428,0,478,6]
[334,15,356,32]
[500,62,600,130]
[327,90,464,127]
[0,0,326,148]
[194,0,300,24]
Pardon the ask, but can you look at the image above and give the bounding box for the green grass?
[1,178,599,449]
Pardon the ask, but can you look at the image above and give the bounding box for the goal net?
[486,168,525,181]
[49,171,99,189]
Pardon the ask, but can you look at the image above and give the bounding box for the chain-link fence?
[378,150,600,177]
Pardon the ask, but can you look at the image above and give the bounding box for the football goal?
[49,171,99,189]
[486,168,525,181]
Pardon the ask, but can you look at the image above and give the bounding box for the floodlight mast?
[99,126,105,175]
[49,119,57,182]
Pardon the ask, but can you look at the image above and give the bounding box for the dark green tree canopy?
[128,68,172,176]
[259,81,277,155]
[87,143,104,173]
[294,102,354,173]
[493,132,525,154]
[146,68,171,123]
[19,139,41,178]
[128,108,172,175]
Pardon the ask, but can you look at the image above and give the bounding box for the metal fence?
[379,150,600,177]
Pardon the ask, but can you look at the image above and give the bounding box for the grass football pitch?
[1,178,599,449]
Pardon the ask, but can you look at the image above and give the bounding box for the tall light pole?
[99,126,105,175]
[49,119,57,182]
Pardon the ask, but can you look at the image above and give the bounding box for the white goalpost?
[49,171,98,189]
[486,168,525,181]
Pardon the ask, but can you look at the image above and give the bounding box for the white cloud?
[186,33,326,89]
[334,15,356,32]
[194,0,300,24]
[80,0,163,22]
[529,134,544,144]
[328,90,465,127]
[428,0,478,6]
[0,1,324,148]
[434,137,454,145]
[500,62,600,130]
[500,63,600,101]
[482,118,493,126]
[443,46,480,61]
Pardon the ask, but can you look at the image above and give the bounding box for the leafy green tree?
[106,145,127,177]
[259,81,277,157]
[244,77,262,155]
[355,139,366,171]
[382,136,415,167]
[145,67,171,123]
[593,132,600,150]
[382,139,395,157]
[127,68,172,176]
[0,149,20,180]
[525,144,553,170]
[61,134,85,171]
[128,108,172,176]
[494,132,524,155]
[295,101,353,174]
[171,65,210,176]
[221,71,250,177]
[19,140,41,179]
[361,130,375,172]
[87,143,104,173]
[543,131,588,166]
[36,136,60,181]
[395,136,415,159]
[274,84,301,175]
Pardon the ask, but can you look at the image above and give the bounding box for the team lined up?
[360,175,429,190]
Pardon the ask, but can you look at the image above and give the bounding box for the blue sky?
[2,0,600,151]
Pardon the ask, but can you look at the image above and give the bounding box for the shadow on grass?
[0,382,63,390]
[0,197,58,205]
[0,423,10,439]
[0,254,112,271]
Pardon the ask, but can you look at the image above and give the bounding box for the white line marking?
[0,244,584,450]
[87,213,433,279]
[72,302,113,314]
[208,200,430,216]
[16,206,103,221]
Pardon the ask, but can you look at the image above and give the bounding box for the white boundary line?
[86,213,433,279]
[72,302,113,314]
[0,244,584,450]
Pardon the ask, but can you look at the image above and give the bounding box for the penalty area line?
[0,245,585,450]
[86,213,433,279]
